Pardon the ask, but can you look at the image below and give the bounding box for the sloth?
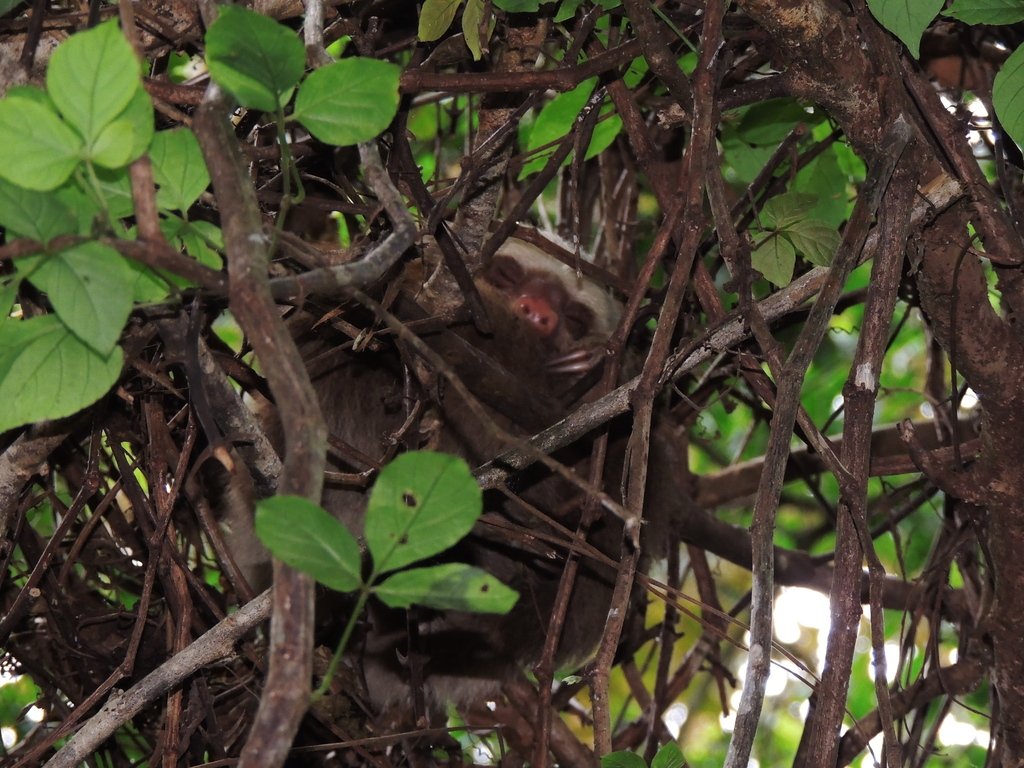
[218,235,665,718]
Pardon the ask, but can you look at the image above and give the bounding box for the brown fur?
[219,237,644,718]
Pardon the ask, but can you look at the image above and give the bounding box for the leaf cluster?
[0,10,400,434]
[255,451,517,615]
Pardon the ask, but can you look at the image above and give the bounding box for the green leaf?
[0,315,123,434]
[492,0,541,10]
[994,45,1024,150]
[601,752,648,768]
[255,495,363,592]
[292,59,401,146]
[106,85,155,165]
[125,258,172,304]
[866,0,944,58]
[150,128,210,212]
[0,280,18,321]
[793,147,849,228]
[419,0,462,42]
[751,231,796,287]
[89,120,137,169]
[555,0,585,22]
[0,178,77,241]
[177,219,225,270]
[5,85,53,108]
[736,98,816,145]
[0,675,41,726]
[462,0,486,59]
[131,215,221,298]
[586,105,622,161]
[0,96,83,190]
[365,451,483,574]
[206,6,306,113]
[623,56,648,89]
[94,166,137,220]
[18,241,134,356]
[376,563,518,613]
[719,122,776,185]
[945,0,1024,25]
[47,20,140,143]
[651,743,685,768]
[519,79,596,178]
[761,191,817,229]
[786,219,840,266]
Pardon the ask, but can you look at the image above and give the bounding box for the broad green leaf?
[586,105,622,161]
[206,6,306,113]
[719,122,776,185]
[18,241,134,356]
[89,120,137,169]
[47,20,140,142]
[520,79,596,178]
[152,215,224,292]
[150,128,211,212]
[623,56,648,89]
[945,0,1024,25]
[159,215,188,242]
[0,315,123,434]
[492,0,541,10]
[177,219,225,270]
[255,495,363,592]
[994,45,1024,149]
[376,563,518,613]
[0,178,77,241]
[601,752,648,768]
[108,85,155,165]
[292,59,400,146]
[786,219,840,266]
[365,451,482,573]
[832,134,868,179]
[462,0,486,59]
[0,281,18,320]
[761,191,817,229]
[793,147,849,228]
[736,98,816,145]
[126,216,219,300]
[0,0,24,14]
[866,0,943,58]
[419,0,461,42]
[555,0,585,22]
[752,231,796,287]
[0,675,41,726]
[0,97,82,190]
[94,166,137,220]
[651,743,685,768]
[4,85,52,108]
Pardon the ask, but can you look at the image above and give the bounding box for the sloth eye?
[564,302,595,340]
[485,255,525,290]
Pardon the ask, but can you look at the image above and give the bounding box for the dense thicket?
[1,1,1022,766]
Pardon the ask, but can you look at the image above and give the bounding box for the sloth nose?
[515,296,558,337]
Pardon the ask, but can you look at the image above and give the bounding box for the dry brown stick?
[725,117,911,768]
[193,81,323,768]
